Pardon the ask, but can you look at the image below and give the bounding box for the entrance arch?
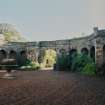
[9,50,17,59]
[43,49,57,68]
[20,50,27,65]
[0,50,7,62]
[81,48,89,55]
[90,46,95,62]
[103,45,105,63]
[69,49,77,57]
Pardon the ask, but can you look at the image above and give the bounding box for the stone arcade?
[0,26,105,70]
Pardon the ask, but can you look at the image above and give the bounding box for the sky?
[0,0,105,41]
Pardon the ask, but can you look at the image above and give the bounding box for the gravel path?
[0,70,105,105]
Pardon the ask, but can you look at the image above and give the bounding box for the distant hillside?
[0,23,26,42]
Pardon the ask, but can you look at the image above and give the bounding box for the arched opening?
[43,49,57,68]
[9,50,17,59]
[90,46,95,62]
[59,49,66,55]
[103,45,105,63]
[81,48,89,55]
[20,50,27,65]
[69,49,77,64]
[20,50,27,57]
[67,49,77,71]
[69,49,77,57]
[0,50,7,63]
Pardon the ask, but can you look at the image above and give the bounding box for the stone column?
[54,48,60,70]
[35,49,39,62]
[95,38,103,67]
[38,48,45,64]
[27,48,36,62]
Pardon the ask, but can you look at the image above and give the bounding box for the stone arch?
[81,48,89,55]
[0,49,7,63]
[20,50,27,65]
[39,48,57,68]
[67,49,77,70]
[59,48,66,55]
[103,45,105,63]
[20,50,27,56]
[9,50,17,59]
[69,49,77,56]
[90,46,95,62]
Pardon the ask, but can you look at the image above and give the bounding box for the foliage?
[20,59,40,70]
[71,54,94,71]
[20,49,57,70]
[38,49,56,68]
[81,63,96,75]
[70,53,96,75]
[4,32,26,42]
[56,53,68,70]
[56,52,96,75]
[42,49,57,68]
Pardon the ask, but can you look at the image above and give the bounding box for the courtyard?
[0,70,105,105]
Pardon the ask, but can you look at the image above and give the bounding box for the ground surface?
[0,70,105,105]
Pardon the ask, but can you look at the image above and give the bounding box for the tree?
[4,32,26,42]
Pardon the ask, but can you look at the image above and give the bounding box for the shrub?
[70,53,96,75]
[30,62,40,69]
[81,63,96,75]
[55,52,96,75]
[20,59,40,70]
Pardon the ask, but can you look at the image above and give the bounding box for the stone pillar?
[35,49,40,62]
[54,48,60,70]
[38,49,45,64]
[95,38,103,67]
[26,47,36,62]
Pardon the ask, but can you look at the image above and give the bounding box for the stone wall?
[0,27,105,69]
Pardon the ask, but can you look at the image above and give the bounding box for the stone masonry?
[0,27,105,69]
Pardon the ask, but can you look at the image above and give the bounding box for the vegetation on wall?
[70,53,96,75]
[43,49,57,67]
[17,46,96,74]
[20,49,57,70]
[38,49,57,68]
[55,52,96,76]
[56,53,68,70]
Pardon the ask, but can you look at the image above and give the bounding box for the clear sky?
[0,0,105,41]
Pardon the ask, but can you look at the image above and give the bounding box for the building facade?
[0,27,105,70]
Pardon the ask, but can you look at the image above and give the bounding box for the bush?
[81,63,96,75]
[56,52,96,75]
[20,59,40,70]
[70,53,96,75]
[30,62,40,69]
